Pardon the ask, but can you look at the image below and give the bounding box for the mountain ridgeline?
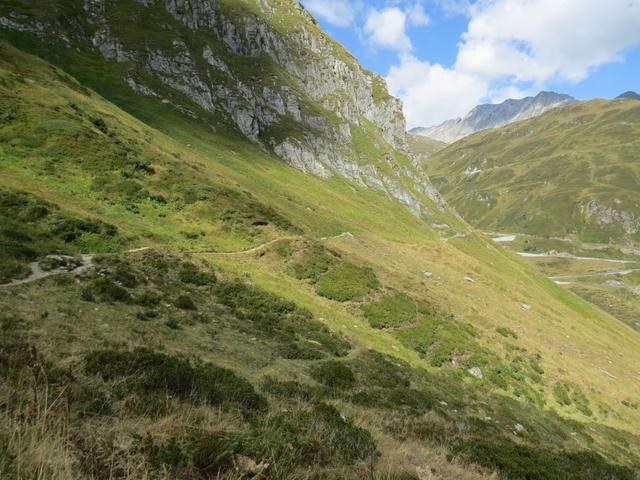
[1,1,640,479]
[411,91,575,143]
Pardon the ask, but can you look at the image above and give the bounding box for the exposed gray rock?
[3,0,449,219]
[583,199,640,235]
[468,367,483,379]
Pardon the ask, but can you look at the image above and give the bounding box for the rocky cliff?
[411,91,575,143]
[0,0,446,216]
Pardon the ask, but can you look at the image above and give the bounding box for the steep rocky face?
[0,0,446,216]
[411,91,575,143]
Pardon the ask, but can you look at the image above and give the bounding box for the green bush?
[213,280,350,357]
[316,263,380,301]
[454,436,636,480]
[174,294,197,310]
[252,404,377,467]
[291,244,336,281]
[310,360,355,388]
[84,349,267,412]
[350,387,436,415]
[362,293,416,329]
[349,350,411,388]
[81,277,131,303]
[178,262,216,286]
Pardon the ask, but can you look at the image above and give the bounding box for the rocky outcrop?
[0,0,445,217]
[583,200,640,235]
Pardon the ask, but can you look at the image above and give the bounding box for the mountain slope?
[427,98,640,248]
[617,91,640,100]
[0,0,445,216]
[411,91,575,143]
[0,3,640,479]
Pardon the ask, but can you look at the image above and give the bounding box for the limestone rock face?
[1,0,446,216]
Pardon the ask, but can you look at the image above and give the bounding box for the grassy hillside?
[1,37,640,480]
[407,134,447,158]
[426,99,640,247]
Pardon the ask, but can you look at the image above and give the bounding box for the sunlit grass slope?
[426,99,640,246]
[1,42,640,479]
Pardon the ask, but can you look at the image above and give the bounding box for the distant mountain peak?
[617,91,640,100]
[410,91,575,143]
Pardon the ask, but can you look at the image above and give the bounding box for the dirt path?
[193,232,357,256]
[190,236,302,255]
[516,251,638,264]
[1,254,94,288]
[550,268,640,281]
[0,247,152,288]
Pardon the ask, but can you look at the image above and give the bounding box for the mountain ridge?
[411,91,575,143]
[617,91,640,100]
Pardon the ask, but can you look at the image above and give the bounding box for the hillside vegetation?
[427,99,640,247]
[0,1,639,478]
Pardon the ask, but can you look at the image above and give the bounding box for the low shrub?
[316,263,380,301]
[349,350,411,388]
[362,293,416,329]
[84,349,267,412]
[81,278,131,303]
[291,244,336,281]
[174,294,197,310]
[178,262,216,286]
[310,360,355,389]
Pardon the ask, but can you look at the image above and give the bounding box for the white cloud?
[386,0,640,128]
[364,7,413,53]
[456,0,640,85]
[303,0,358,27]
[408,2,430,26]
[387,55,488,128]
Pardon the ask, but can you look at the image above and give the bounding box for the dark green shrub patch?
[178,262,216,286]
[349,350,411,388]
[316,263,380,301]
[252,403,377,467]
[174,294,197,310]
[361,293,416,329]
[291,244,337,281]
[261,377,328,401]
[453,436,636,480]
[214,280,350,357]
[350,387,436,415]
[310,360,356,388]
[84,349,267,412]
[81,277,131,303]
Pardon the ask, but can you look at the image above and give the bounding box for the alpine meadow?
[0,1,639,479]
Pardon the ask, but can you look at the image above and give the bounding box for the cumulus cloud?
[408,2,430,26]
[364,7,413,53]
[387,56,488,128]
[303,0,359,27]
[387,0,640,128]
[457,0,640,85]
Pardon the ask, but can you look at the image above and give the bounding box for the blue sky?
[301,0,640,128]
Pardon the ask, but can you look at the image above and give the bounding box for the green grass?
[0,26,639,480]
[427,99,640,246]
